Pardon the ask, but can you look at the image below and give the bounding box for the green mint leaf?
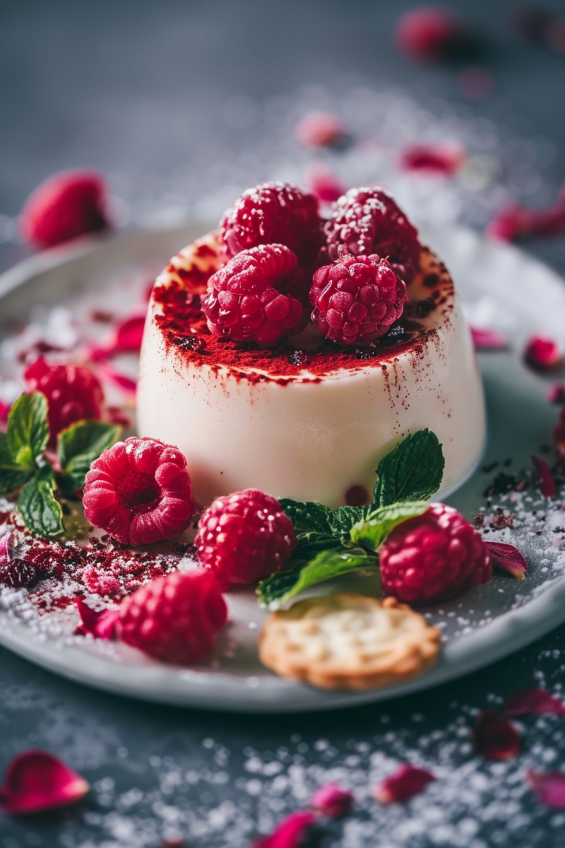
[278,498,332,534]
[58,421,121,490]
[18,466,63,539]
[6,392,49,469]
[293,532,343,560]
[373,429,445,507]
[257,546,377,610]
[328,505,366,540]
[0,433,34,495]
[351,500,429,552]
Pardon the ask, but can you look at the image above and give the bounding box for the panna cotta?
[137,231,485,508]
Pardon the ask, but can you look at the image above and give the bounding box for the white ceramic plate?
[1,222,565,713]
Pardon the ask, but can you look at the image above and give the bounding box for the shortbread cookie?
[259,594,441,690]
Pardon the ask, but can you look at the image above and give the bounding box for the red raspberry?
[202,244,305,346]
[19,170,110,249]
[323,187,421,284]
[24,356,104,446]
[396,7,468,63]
[220,181,324,272]
[379,503,492,605]
[83,437,195,546]
[195,489,297,587]
[117,570,227,664]
[310,254,408,346]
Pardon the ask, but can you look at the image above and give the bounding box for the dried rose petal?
[532,455,556,498]
[470,326,508,351]
[305,164,347,205]
[472,710,520,760]
[506,687,565,717]
[374,764,436,804]
[296,113,347,149]
[524,335,563,370]
[528,770,565,808]
[75,599,118,640]
[0,750,89,815]
[0,398,10,428]
[485,541,527,579]
[98,363,137,396]
[395,7,469,62]
[253,811,316,848]
[400,142,466,176]
[548,384,565,405]
[488,201,565,242]
[89,313,145,361]
[311,782,353,817]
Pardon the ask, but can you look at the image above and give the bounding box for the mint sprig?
[350,501,429,551]
[373,429,444,507]
[18,466,64,539]
[58,420,122,491]
[6,392,49,469]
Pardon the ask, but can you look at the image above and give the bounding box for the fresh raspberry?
[202,244,305,346]
[395,7,468,63]
[323,187,421,284]
[24,356,104,446]
[379,503,492,605]
[19,170,110,249]
[220,181,324,272]
[117,570,227,664]
[83,437,195,546]
[195,489,297,587]
[310,254,408,346]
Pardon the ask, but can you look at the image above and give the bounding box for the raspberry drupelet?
[202,244,305,346]
[195,489,297,587]
[310,254,408,346]
[118,570,227,664]
[379,503,492,605]
[323,187,421,284]
[83,437,195,546]
[24,356,104,446]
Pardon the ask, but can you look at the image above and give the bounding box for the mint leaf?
[18,466,63,538]
[279,498,332,534]
[294,532,343,560]
[7,392,49,469]
[328,505,366,539]
[257,546,377,610]
[58,421,121,490]
[351,500,429,551]
[0,433,34,495]
[373,430,444,508]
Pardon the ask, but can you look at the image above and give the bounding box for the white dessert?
[137,232,485,508]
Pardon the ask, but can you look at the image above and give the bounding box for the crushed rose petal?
[399,141,466,176]
[470,326,509,351]
[532,455,556,498]
[0,750,89,815]
[75,599,118,640]
[524,335,563,370]
[528,770,565,808]
[472,710,520,760]
[253,810,316,847]
[506,687,565,717]
[310,782,353,817]
[484,541,527,579]
[374,764,436,804]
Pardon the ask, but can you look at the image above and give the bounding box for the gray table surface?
[1,1,565,846]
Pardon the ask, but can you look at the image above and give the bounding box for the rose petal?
[0,398,10,427]
[374,764,436,804]
[528,770,565,808]
[253,811,316,848]
[472,710,520,760]
[75,599,118,640]
[400,142,466,176]
[98,363,138,396]
[310,782,353,817]
[485,541,527,579]
[506,688,565,717]
[547,384,565,405]
[524,335,563,370]
[296,113,347,149]
[89,313,146,360]
[305,164,347,205]
[532,455,556,498]
[470,326,509,351]
[554,420,565,461]
[0,750,89,815]
[488,202,565,242]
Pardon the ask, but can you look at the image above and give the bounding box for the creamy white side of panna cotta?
[137,233,486,508]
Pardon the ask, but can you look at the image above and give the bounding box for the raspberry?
[220,181,324,272]
[19,170,110,249]
[310,254,408,346]
[395,7,468,63]
[83,437,195,546]
[24,357,104,446]
[117,570,227,664]
[202,244,305,346]
[323,187,421,284]
[195,489,297,587]
[379,503,492,605]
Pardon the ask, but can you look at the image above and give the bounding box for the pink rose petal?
[524,335,563,370]
[488,200,565,242]
[506,687,565,717]
[253,811,316,848]
[400,141,466,176]
[532,455,556,498]
[484,541,527,579]
[0,750,89,815]
[0,398,10,428]
[75,599,118,640]
[374,764,436,804]
[470,326,508,351]
[89,313,146,360]
[528,770,565,808]
[472,710,520,760]
[310,782,353,817]
[296,113,347,149]
[98,363,138,396]
[547,383,565,405]
[305,164,347,204]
